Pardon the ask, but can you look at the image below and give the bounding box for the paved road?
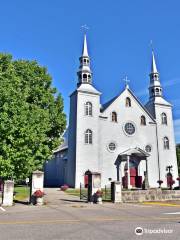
[0,188,180,240]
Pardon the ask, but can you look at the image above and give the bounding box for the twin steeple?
[77,34,92,86]
[148,50,163,99]
[76,35,163,101]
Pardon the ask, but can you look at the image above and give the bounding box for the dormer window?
[112,112,117,122]
[126,97,131,107]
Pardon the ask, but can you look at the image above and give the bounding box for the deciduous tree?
[0,54,66,180]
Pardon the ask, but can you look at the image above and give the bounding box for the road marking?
[163,212,180,215]
[0,207,6,212]
[0,216,179,225]
[142,202,180,207]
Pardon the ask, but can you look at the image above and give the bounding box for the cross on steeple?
[81,24,89,33]
[150,40,154,52]
[123,76,130,88]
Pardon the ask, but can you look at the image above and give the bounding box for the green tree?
[176,144,180,175]
[0,54,66,180]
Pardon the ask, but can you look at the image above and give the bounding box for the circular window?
[108,142,116,152]
[145,145,152,153]
[124,122,135,135]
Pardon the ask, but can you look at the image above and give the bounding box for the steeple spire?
[151,51,158,73]
[82,34,89,57]
[148,49,162,99]
[77,34,92,86]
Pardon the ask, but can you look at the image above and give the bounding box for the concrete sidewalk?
[44,188,86,206]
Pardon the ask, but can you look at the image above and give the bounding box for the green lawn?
[14,185,30,201]
[65,188,80,197]
[65,188,112,201]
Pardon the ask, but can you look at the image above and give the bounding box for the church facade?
[44,35,178,189]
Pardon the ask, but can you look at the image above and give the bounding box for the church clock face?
[124,122,136,136]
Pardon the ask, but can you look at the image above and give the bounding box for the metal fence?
[103,184,111,201]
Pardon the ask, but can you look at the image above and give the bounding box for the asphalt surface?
[0,188,180,240]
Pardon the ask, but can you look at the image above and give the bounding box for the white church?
[44,35,178,189]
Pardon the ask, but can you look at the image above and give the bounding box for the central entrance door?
[130,167,137,187]
[129,159,142,188]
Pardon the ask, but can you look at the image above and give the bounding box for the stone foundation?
[122,189,180,202]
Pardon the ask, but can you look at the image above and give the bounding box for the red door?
[167,173,172,187]
[130,167,137,187]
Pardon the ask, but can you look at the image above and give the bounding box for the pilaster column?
[144,158,149,189]
[119,161,122,183]
[127,155,131,189]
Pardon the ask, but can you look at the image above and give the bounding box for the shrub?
[33,190,44,198]
[61,184,69,191]
[95,190,103,197]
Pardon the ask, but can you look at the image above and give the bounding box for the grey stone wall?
[122,189,180,202]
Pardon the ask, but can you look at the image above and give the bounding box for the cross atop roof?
[123,76,130,88]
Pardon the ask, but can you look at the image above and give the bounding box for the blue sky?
[0,0,180,142]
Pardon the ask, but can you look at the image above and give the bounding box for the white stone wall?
[99,88,159,187]
[154,104,178,187]
[66,85,178,189]
[75,91,100,187]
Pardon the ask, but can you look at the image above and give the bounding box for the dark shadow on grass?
[14,199,30,205]
[60,199,87,203]
[102,199,112,202]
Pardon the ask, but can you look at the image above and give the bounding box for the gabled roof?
[100,95,119,112]
[53,143,68,153]
[119,147,150,157]
[101,87,156,123]
[146,97,172,107]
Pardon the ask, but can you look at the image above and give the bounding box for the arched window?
[141,115,146,125]
[85,129,92,144]
[83,73,87,82]
[126,97,131,107]
[112,112,117,122]
[85,102,92,116]
[88,74,91,83]
[164,137,169,150]
[161,113,167,125]
[155,88,160,95]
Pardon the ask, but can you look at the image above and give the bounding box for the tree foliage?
[176,144,180,175]
[0,54,66,180]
